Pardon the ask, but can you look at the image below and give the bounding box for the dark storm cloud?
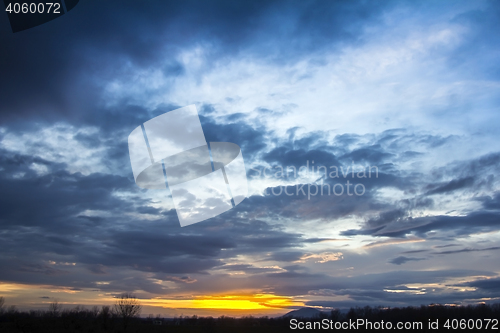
[253,128,428,192]
[16,263,67,276]
[239,186,384,223]
[342,211,500,238]
[433,244,460,249]
[217,264,280,274]
[444,152,500,185]
[303,238,349,243]
[433,247,500,255]
[265,251,304,262]
[338,150,500,238]
[0,148,314,289]
[0,226,267,289]
[236,129,438,225]
[263,147,340,170]
[87,264,107,275]
[365,209,408,229]
[239,159,417,223]
[341,145,395,164]
[373,129,456,151]
[0,150,139,231]
[400,249,428,254]
[191,218,305,256]
[426,176,475,195]
[161,275,197,284]
[0,0,395,123]
[0,147,65,177]
[464,277,500,293]
[1,117,499,297]
[108,232,236,259]
[268,269,498,302]
[388,256,426,265]
[200,114,267,159]
[480,192,500,210]
[280,128,330,149]
[0,213,300,270]
[0,146,278,285]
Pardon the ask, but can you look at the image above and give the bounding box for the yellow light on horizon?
[145,294,304,310]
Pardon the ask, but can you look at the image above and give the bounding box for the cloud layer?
[1,0,500,315]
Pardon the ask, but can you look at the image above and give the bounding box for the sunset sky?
[1,0,500,317]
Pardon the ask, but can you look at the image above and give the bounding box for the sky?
[1,0,500,318]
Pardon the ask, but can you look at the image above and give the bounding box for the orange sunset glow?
[145,294,304,311]
[0,282,306,316]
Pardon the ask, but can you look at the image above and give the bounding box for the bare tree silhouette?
[113,293,142,332]
[48,300,62,317]
[0,296,4,314]
[99,305,111,330]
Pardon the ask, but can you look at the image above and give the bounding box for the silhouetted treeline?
[0,303,499,332]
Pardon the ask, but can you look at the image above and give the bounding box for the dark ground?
[0,303,498,332]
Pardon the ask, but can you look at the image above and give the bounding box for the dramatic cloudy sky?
[1,0,500,317]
